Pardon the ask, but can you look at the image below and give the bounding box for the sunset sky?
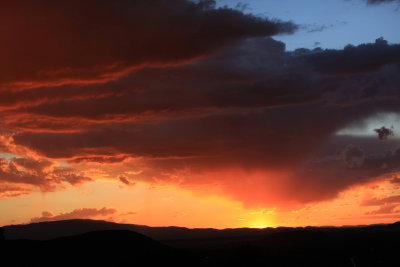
[1,0,400,229]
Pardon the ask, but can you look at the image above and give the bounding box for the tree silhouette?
[374,126,394,140]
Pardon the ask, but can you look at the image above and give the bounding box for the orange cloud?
[0,156,92,193]
[118,175,136,187]
[0,184,31,199]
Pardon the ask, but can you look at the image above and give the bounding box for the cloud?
[341,144,365,168]
[3,37,400,127]
[0,184,31,199]
[301,24,329,33]
[0,157,92,192]
[297,38,400,74]
[69,156,128,164]
[1,37,399,134]
[50,169,93,186]
[390,177,400,184]
[120,211,137,217]
[362,195,400,206]
[365,203,399,215]
[118,175,135,186]
[365,0,399,5]
[12,157,54,172]
[0,0,296,88]
[4,38,314,124]
[30,207,117,223]
[1,36,399,207]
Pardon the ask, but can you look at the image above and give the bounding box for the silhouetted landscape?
[2,219,400,266]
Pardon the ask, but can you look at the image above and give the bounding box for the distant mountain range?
[2,220,400,266]
[1,229,196,266]
[2,219,289,243]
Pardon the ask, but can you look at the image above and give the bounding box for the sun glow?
[250,221,270,229]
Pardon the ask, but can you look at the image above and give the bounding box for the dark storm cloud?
[341,144,365,168]
[0,0,296,85]
[1,36,399,127]
[3,38,320,121]
[12,105,359,165]
[8,37,400,124]
[296,38,400,74]
[3,35,400,206]
[286,144,400,203]
[10,105,400,204]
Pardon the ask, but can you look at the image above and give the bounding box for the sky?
[218,0,400,50]
[1,0,400,229]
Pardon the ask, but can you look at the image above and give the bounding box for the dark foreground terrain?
[2,220,400,266]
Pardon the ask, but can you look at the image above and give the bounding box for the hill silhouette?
[2,219,283,242]
[2,220,400,266]
[1,229,199,267]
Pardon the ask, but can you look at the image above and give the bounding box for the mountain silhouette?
[1,229,199,267]
[2,220,400,266]
[2,218,280,241]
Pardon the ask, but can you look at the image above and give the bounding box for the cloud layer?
[0,157,92,192]
[0,0,399,208]
[0,0,296,87]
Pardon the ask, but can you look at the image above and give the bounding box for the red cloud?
[70,156,128,164]
[118,175,135,187]
[0,0,296,87]
[365,204,399,215]
[361,195,400,206]
[0,184,31,199]
[0,157,92,192]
